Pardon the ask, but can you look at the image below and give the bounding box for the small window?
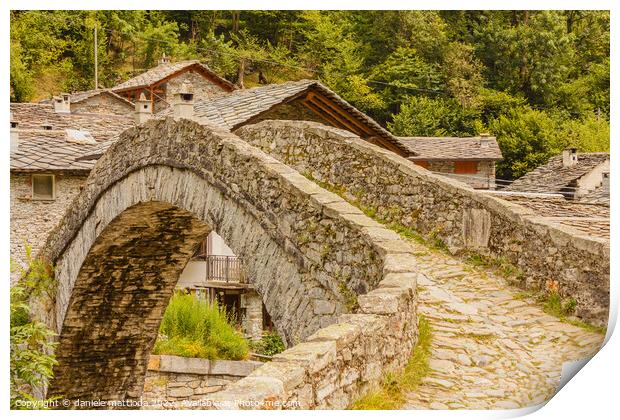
[32,174,55,200]
[42,124,53,130]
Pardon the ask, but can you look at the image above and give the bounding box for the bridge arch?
[35,118,411,403]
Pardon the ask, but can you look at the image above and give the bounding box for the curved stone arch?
[36,118,414,403]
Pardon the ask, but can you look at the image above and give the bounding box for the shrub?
[251,330,285,356]
[154,292,249,360]
[10,255,58,409]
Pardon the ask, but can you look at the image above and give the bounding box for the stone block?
[273,341,337,374]
[307,322,362,350]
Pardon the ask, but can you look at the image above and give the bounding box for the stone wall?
[236,120,609,325]
[241,291,264,341]
[206,267,419,409]
[38,118,420,404]
[156,71,229,112]
[250,98,332,127]
[143,355,262,405]
[71,94,133,115]
[10,172,87,283]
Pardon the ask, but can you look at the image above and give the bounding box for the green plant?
[351,315,432,409]
[10,284,58,409]
[251,330,286,356]
[339,282,359,312]
[154,291,249,360]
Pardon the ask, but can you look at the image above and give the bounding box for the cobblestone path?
[403,243,605,410]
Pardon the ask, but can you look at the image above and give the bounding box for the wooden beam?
[304,93,366,136]
[307,92,374,136]
[301,99,357,133]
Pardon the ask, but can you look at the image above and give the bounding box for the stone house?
[112,57,236,113]
[9,104,134,283]
[398,135,503,189]
[505,148,610,203]
[41,89,135,115]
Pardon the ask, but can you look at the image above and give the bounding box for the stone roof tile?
[112,60,235,92]
[505,153,609,194]
[398,136,503,161]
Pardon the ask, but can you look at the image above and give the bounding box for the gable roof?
[10,103,135,141]
[112,60,235,93]
[398,136,503,161]
[505,152,609,194]
[68,89,134,108]
[157,79,411,156]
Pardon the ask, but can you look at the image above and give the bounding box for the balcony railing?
[192,253,247,284]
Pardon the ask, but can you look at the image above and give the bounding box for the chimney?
[10,115,18,152]
[53,93,71,113]
[562,148,578,167]
[479,133,492,148]
[172,80,195,120]
[135,92,153,124]
[158,53,170,65]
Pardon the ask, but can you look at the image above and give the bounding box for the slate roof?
[82,80,412,160]
[578,181,610,205]
[11,130,97,172]
[10,103,134,141]
[68,89,134,108]
[505,153,610,194]
[159,79,410,152]
[398,136,503,161]
[112,60,235,92]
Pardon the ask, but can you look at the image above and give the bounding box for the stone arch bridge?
[32,117,607,409]
[35,118,420,405]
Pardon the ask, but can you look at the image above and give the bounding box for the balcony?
[189,252,250,289]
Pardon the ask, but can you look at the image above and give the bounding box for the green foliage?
[250,330,285,357]
[389,95,483,137]
[338,282,359,312]
[10,10,610,178]
[154,291,249,360]
[10,256,59,409]
[351,315,432,409]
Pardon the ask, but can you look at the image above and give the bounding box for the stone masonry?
[236,120,609,325]
[10,173,87,283]
[36,118,420,407]
[143,355,263,406]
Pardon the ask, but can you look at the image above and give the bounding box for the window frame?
[31,174,56,201]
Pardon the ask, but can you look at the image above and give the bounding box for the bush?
[251,330,285,356]
[154,292,249,360]
[10,264,58,409]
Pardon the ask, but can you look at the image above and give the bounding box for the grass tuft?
[153,291,250,360]
[351,316,432,410]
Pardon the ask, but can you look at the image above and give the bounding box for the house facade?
[505,149,610,203]
[399,135,503,189]
[111,57,236,113]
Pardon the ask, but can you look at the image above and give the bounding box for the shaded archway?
[36,118,389,403]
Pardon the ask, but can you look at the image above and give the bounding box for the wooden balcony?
[191,253,251,289]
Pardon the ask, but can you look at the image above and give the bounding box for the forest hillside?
[10,10,610,179]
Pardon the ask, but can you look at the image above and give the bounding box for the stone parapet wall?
[236,120,609,325]
[206,265,420,409]
[143,355,262,404]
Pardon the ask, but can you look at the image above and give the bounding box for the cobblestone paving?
[403,244,605,410]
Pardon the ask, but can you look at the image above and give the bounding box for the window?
[32,174,55,200]
[454,161,478,174]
